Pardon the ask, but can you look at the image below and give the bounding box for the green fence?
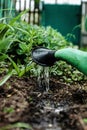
[41,4,81,46]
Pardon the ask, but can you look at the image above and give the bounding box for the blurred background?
[0,0,87,47]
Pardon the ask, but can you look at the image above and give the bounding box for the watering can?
[32,47,87,76]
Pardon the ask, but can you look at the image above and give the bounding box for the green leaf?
[83,118,87,123]
[9,10,29,25]
[18,43,28,54]
[7,56,20,74]
[0,122,33,130]
[3,107,14,114]
[0,54,21,76]
[19,62,32,77]
[0,70,13,86]
[0,37,12,53]
[0,54,8,61]
[15,26,29,35]
[0,24,9,39]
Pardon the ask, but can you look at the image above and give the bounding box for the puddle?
[46,128,61,130]
[35,98,69,130]
[43,99,68,114]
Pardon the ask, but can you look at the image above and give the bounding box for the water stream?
[37,66,49,91]
[36,66,69,130]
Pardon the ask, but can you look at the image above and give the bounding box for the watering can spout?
[32,47,56,66]
[32,47,87,76]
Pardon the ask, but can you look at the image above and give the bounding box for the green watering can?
[32,47,87,76]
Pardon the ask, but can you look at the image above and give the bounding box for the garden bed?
[1,12,87,130]
[0,76,87,130]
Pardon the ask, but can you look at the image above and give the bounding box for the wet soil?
[0,76,87,130]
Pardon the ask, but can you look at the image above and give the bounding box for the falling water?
[37,66,49,91]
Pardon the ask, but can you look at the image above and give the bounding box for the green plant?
[3,107,14,114]
[0,12,86,85]
[83,118,87,123]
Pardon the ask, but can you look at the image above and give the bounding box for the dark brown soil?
[0,76,87,130]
